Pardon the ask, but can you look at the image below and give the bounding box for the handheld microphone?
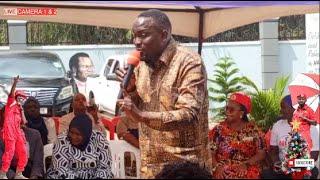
[122,51,141,89]
[115,51,140,116]
[117,50,141,100]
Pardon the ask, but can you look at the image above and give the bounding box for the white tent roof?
[0,1,318,39]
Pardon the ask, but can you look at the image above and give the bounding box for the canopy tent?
[0,1,319,54]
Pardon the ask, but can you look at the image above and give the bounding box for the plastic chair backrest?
[108,140,140,179]
[111,116,120,126]
[52,117,60,135]
[102,116,120,140]
[43,143,54,173]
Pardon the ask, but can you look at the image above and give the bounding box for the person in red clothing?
[0,76,28,179]
[209,92,266,179]
[292,93,316,151]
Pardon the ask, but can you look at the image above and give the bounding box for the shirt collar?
[158,37,177,66]
[298,104,307,110]
[74,78,86,86]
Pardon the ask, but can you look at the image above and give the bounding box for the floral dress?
[209,121,265,179]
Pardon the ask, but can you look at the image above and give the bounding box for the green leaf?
[227,68,240,77]
[249,75,290,131]
[241,77,259,92]
[208,55,290,132]
[208,56,252,121]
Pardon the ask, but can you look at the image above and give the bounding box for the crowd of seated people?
[209,92,266,179]
[0,107,44,179]
[23,97,57,145]
[0,90,319,179]
[46,114,113,179]
[262,95,319,179]
[0,92,117,179]
[58,93,106,136]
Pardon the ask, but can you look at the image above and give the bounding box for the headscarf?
[23,97,48,145]
[68,113,92,151]
[283,95,293,108]
[229,92,252,113]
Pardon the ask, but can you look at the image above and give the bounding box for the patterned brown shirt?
[130,38,210,178]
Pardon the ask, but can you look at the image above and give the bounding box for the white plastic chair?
[316,157,320,179]
[108,140,140,179]
[43,143,54,173]
[105,130,119,141]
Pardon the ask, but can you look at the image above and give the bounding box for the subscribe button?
[4,8,57,16]
[289,159,315,168]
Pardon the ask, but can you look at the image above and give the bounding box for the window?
[104,59,114,77]
[0,55,65,78]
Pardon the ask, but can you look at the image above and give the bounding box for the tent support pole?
[196,7,204,55]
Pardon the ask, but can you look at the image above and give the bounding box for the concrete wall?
[0,40,307,113]
[22,40,306,89]
[27,44,135,74]
[279,40,307,79]
[200,41,262,88]
[25,42,262,86]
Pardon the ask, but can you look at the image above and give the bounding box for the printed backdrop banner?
[305,13,319,74]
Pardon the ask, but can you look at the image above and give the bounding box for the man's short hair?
[69,52,90,70]
[155,162,212,179]
[138,9,172,32]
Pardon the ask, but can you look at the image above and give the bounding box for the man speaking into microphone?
[116,9,211,178]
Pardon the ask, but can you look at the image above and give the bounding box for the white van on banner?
[305,13,319,74]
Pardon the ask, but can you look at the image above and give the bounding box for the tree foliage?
[0,20,8,45]
[27,22,132,45]
[209,56,290,131]
[245,76,290,132]
[208,57,253,122]
[0,14,307,46]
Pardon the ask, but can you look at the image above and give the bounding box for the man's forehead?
[133,17,156,29]
[78,57,92,64]
[74,94,86,100]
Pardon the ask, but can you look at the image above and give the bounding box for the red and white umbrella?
[288,73,320,123]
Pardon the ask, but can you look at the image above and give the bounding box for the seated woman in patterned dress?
[209,92,266,179]
[46,114,113,179]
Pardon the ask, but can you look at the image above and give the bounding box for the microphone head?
[88,90,95,106]
[89,91,94,99]
[127,50,141,67]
